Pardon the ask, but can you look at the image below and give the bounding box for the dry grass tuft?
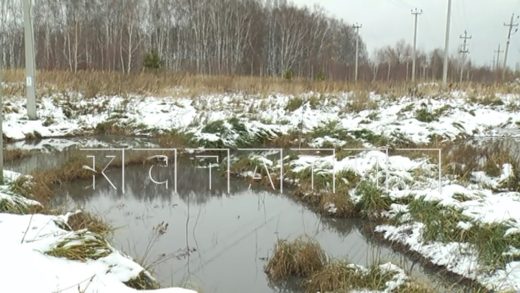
[443,140,520,189]
[305,262,395,293]
[124,271,160,290]
[265,236,327,283]
[4,149,31,162]
[28,156,94,203]
[319,192,356,218]
[347,91,377,113]
[67,211,111,237]
[397,280,436,293]
[0,196,41,214]
[46,231,112,262]
[304,260,355,292]
[156,131,193,148]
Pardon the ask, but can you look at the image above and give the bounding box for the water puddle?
[7,138,468,292]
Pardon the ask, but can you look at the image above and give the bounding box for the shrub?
[285,97,304,112]
[143,50,163,71]
[283,69,294,81]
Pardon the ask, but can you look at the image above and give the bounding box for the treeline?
[369,40,512,84]
[0,0,366,80]
[0,0,515,83]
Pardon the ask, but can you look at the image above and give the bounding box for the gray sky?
[292,0,520,68]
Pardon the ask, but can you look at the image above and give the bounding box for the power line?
[502,13,519,79]
[458,30,471,83]
[411,8,423,83]
[353,23,362,82]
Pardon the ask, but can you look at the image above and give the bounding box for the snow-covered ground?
[3,91,520,144]
[0,171,195,293]
[3,89,520,291]
[284,151,520,291]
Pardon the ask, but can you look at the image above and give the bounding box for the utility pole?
[23,0,37,120]
[442,0,452,86]
[421,64,428,81]
[353,23,362,82]
[411,8,423,83]
[458,30,471,83]
[502,13,519,80]
[494,44,503,71]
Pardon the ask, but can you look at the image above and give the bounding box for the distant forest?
[0,0,514,82]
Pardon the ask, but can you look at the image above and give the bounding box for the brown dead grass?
[319,192,356,218]
[4,149,31,162]
[26,150,178,203]
[29,155,94,202]
[2,69,484,98]
[67,211,111,237]
[305,262,396,293]
[443,140,518,184]
[2,69,364,97]
[265,236,327,283]
[156,131,193,148]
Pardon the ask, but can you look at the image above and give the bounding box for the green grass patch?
[408,197,469,243]
[310,120,348,140]
[201,120,227,134]
[350,129,388,146]
[356,180,391,219]
[415,105,450,123]
[407,197,520,268]
[285,97,305,112]
[466,223,520,268]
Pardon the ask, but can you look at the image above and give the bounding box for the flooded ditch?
[5,137,485,292]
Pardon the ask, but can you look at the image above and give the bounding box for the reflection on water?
[6,138,469,292]
[50,157,456,293]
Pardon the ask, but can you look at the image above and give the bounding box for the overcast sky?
[292,0,520,68]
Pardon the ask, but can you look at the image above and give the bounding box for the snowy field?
[2,87,520,291]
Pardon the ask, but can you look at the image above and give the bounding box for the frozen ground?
[3,89,520,291]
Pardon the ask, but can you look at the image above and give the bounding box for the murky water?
[7,139,468,292]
